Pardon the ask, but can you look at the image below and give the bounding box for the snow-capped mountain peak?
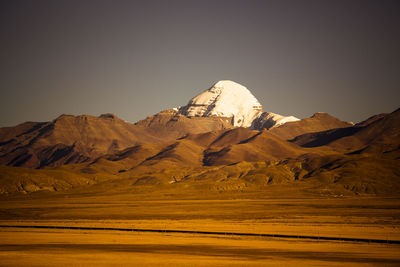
[179,80,263,127]
[179,80,299,129]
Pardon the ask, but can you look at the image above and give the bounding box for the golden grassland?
[1,188,399,266]
[1,227,399,266]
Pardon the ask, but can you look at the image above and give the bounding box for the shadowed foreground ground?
[0,191,399,265]
[1,228,400,266]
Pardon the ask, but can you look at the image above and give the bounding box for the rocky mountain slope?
[292,108,400,155]
[0,113,161,168]
[0,81,398,196]
[1,108,399,196]
[0,112,233,169]
[269,112,353,140]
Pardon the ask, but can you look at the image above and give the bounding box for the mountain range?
[0,80,399,196]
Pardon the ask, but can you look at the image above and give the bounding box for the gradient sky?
[0,0,399,127]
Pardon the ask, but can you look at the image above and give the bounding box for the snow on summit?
[179,80,299,128]
[179,80,263,127]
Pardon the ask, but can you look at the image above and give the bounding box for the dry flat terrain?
[1,228,400,266]
[0,190,399,266]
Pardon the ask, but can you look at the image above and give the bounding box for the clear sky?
[0,0,399,126]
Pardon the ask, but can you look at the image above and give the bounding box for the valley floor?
[0,191,399,265]
[0,228,399,266]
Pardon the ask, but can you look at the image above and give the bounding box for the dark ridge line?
[0,225,399,245]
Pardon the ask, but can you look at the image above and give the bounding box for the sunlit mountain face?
[0,81,398,197]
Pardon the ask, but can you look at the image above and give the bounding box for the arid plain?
[1,183,400,266]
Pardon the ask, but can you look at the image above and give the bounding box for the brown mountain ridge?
[0,111,232,169]
[0,108,399,196]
